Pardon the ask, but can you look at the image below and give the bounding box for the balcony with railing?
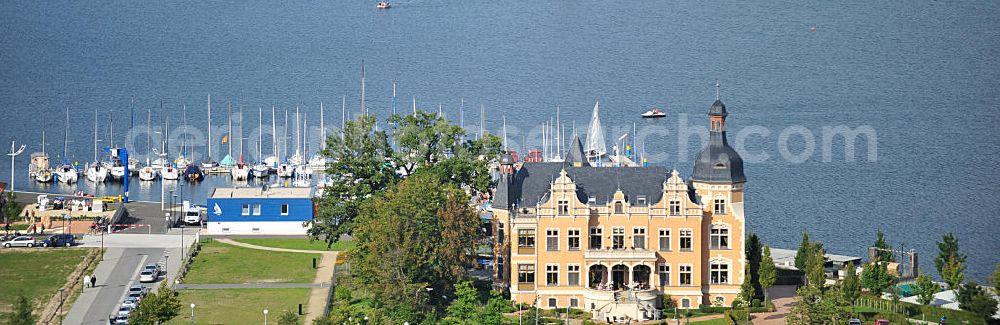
[583,248,656,261]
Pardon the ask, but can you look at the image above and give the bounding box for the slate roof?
[709,99,728,116]
[690,130,746,183]
[565,135,589,167]
[494,163,671,209]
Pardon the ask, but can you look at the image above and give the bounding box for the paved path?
[64,232,195,324]
[752,285,798,325]
[215,238,339,323]
[176,283,328,289]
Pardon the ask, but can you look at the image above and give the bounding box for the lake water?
[1,0,998,281]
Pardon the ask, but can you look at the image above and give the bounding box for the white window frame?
[710,224,730,250]
[669,199,681,216]
[658,228,671,251]
[567,264,581,286]
[546,229,559,251]
[557,199,569,215]
[710,262,730,284]
[567,228,581,251]
[241,204,250,216]
[658,263,671,286]
[589,227,603,250]
[679,264,693,286]
[545,264,559,286]
[632,227,646,250]
[679,228,693,251]
[252,203,262,216]
[611,227,625,249]
[280,204,289,215]
[713,198,726,215]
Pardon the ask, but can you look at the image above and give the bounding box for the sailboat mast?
[460,97,465,137]
[207,94,213,162]
[319,102,325,151]
[341,96,346,141]
[303,113,309,156]
[182,104,187,158]
[479,103,485,140]
[93,108,98,163]
[238,105,243,163]
[129,96,134,150]
[360,61,366,116]
[146,109,151,165]
[227,100,233,158]
[63,108,69,160]
[392,82,397,118]
[412,97,416,116]
[556,106,561,159]
[295,106,300,157]
[271,106,277,159]
[283,109,288,159]
[502,115,507,152]
[258,107,263,159]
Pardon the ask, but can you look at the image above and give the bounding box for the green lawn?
[689,318,729,325]
[166,288,310,325]
[184,240,321,284]
[0,249,91,317]
[233,238,355,252]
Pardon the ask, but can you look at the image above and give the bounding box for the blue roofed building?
[206,187,314,235]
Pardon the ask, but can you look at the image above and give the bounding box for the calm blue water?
[1,1,998,281]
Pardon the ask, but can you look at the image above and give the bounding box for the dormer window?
[587,196,596,205]
[636,196,647,206]
[714,163,726,169]
[614,202,623,214]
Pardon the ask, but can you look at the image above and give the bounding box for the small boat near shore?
[377,1,391,9]
[641,107,666,118]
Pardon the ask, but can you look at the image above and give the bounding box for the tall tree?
[934,233,966,277]
[794,232,811,271]
[759,246,777,303]
[444,281,481,322]
[860,262,895,296]
[872,230,896,263]
[739,263,756,306]
[992,262,1000,295]
[957,281,999,321]
[350,173,481,318]
[787,283,852,325]
[806,247,826,290]
[911,274,939,305]
[130,282,181,325]
[940,255,966,290]
[2,192,22,225]
[745,233,763,299]
[313,115,398,245]
[482,290,512,325]
[840,262,861,305]
[7,295,34,325]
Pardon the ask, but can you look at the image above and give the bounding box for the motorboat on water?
[29,152,50,178]
[138,165,158,181]
[128,159,141,175]
[276,163,294,178]
[183,164,204,182]
[641,107,666,118]
[86,162,109,183]
[251,162,270,178]
[34,168,54,183]
[110,159,127,181]
[377,1,391,9]
[55,164,78,184]
[160,164,180,181]
[230,162,250,181]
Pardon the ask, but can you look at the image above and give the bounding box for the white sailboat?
[159,102,179,181]
[202,94,219,169]
[32,131,54,183]
[127,97,142,175]
[174,104,192,171]
[54,108,79,183]
[160,159,179,181]
[308,102,328,171]
[138,165,157,181]
[86,109,109,183]
[277,108,294,178]
[251,107,270,178]
[264,106,279,169]
[230,105,250,181]
[294,112,313,177]
[585,101,607,164]
[139,108,158,181]
[107,113,128,181]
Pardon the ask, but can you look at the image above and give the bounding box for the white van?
[182,201,202,225]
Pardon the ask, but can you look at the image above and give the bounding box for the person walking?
[89,274,96,288]
[84,275,91,288]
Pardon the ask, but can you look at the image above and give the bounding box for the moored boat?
[377,1,391,9]
[641,107,666,118]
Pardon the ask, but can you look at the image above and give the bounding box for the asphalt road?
[65,247,170,324]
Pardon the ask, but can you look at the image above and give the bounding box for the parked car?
[114,314,129,325]
[874,319,890,325]
[127,285,148,297]
[848,319,862,325]
[138,270,157,283]
[41,234,75,247]
[126,292,143,303]
[2,236,37,248]
[143,264,161,275]
[121,297,138,309]
[117,305,132,318]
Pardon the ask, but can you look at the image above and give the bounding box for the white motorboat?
[128,159,141,175]
[641,107,666,118]
[276,163,294,178]
[86,162,109,183]
[377,1,391,9]
[160,165,179,180]
[110,158,126,181]
[175,155,190,171]
[55,164,78,184]
[230,162,250,181]
[138,165,157,181]
[294,164,313,177]
[34,168,54,183]
[251,162,270,178]
[29,152,49,179]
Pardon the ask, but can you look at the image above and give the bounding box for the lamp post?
[58,287,65,324]
[263,309,269,325]
[164,255,169,282]
[7,140,26,193]
[190,303,195,325]
[170,191,176,227]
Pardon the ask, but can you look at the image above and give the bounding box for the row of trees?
[311,112,504,323]
[789,231,999,323]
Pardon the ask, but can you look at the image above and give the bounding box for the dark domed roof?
[691,132,746,183]
[709,99,728,116]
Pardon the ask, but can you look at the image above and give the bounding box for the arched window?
[614,201,624,214]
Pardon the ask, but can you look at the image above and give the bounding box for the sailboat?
[86,109,109,183]
[32,131,54,183]
[139,108,158,181]
[202,94,219,169]
[308,102,328,171]
[54,109,78,183]
[127,97,141,175]
[263,106,279,169]
[174,104,192,171]
[107,113,128,182]
[276,108,294,178]
[294,112,313,177]
[251,107,270,178]
[159,104,180,181]
[230,105,250,181]
[584,101,607,165]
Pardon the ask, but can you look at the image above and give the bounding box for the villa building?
[491,97,747,321]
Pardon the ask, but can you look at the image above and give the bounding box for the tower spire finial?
[715,79,721,100]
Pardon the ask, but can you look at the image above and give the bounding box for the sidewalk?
[214,238,339,323]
